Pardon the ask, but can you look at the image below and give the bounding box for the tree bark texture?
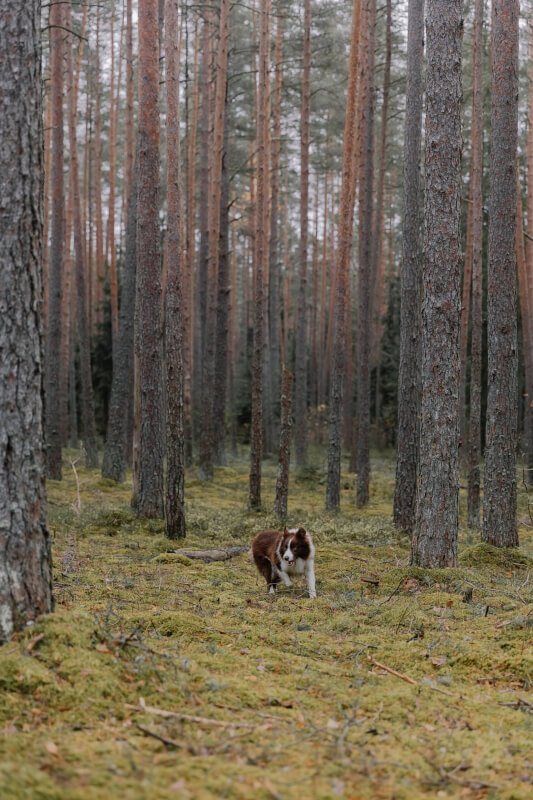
[135,0,164,518]
[326,0,362,512]
[467,0,484,529]
[482,0,519,548]
[356,0,376,508]
[0,0,54,642]
[294,0,311,469]
[45,1,65,480]
[412,0,463,567]
[393,0,424,531]
[164,0,186,539]
[274,367,293,519]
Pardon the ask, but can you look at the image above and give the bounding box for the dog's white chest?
[286,557,306,576]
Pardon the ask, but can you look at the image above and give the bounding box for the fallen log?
[170,546,249,563]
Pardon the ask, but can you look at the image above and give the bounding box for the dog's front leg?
[305,561,317,598]
[280,571,293,587]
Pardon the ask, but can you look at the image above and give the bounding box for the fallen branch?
[135,723,183,749]
[368,657,457,698]
[369,657,418,685]
[126,701,257,728]
[171,546,248,562]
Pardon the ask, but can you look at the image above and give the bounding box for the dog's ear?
[283,527,289,535]
[296,527,306,539]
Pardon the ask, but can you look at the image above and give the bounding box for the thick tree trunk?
[274,367,293,519]
[524,21,533,481]
[393,0,425,532]
[0,0,54,642]
[482,0,519,548]
[93,7,105,333]
[355,0,376,508]
[294,0,311,469]
[412,0,463,567]
[467,0,484,529]
[164,0,186,539]
[45,1,65,480]
[326,0,362,512]
[135,0,164,518]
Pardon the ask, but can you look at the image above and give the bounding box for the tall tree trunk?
[0,0,54,642]
[194,17,212,447]
[65,3,99,469]
[483,0,519,548]
[355,0,376,508]
[135,0,164,517]
[467,0,484,529]
[371,0,392,364]
[214,114,231,465]
[393,0,425,532]
[268,6,284,455]
[199,3,229,480]
[107,2,119,346]
[412,0,463,567]
[45,1,65,479]
[524,20,533,481]
[164,0,186,539]
[294,0,311,469]
[102,168,138,482]
[274,367,293,519]
[249,0,270,509]
[124,0,135,224]
[184,19,200,467]
[326,0,362,511]
[93,7,105,333]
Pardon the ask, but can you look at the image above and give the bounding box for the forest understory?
[0,453,531,800]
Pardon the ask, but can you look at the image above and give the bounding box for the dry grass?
[0,451,532,799]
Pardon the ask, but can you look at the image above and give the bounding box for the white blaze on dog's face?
[281,535,296,565]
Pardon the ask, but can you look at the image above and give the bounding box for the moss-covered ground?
[1,452,532,799]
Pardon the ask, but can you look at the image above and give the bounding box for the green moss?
[460,543,533,568]
[0,454,530,799]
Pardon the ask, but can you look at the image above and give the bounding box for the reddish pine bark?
[274,367,293,519]
[326,0,362,511]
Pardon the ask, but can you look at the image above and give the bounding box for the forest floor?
[0,451,532,800]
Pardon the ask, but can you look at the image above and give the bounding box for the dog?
[251,526,316,598]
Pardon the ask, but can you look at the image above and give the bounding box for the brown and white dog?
[251,527,316,598]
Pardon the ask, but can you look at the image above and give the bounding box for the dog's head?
[279,527,310,565]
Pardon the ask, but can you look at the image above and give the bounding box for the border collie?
[251,527,316,598]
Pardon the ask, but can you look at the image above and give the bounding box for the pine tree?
[135,0,164,517]
[393,0,424,531]
[0,0,54,641]
[164,0,186,539]
[483,0,519,548]
[412,0,463,567]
